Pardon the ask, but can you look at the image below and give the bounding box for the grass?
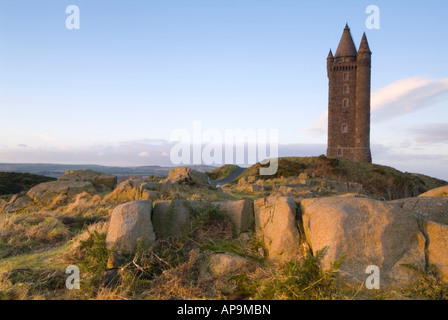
[1,165,447,300]
[72,232,110,289]
[2,201,447,300]
[0,211,73,259]
[400,264,448,300]
[231,249,343,300]
[0,242,72,300]
[0,243,70,275]
[235,156,447,199]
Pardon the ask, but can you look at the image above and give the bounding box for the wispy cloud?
[304,76,448,135]
[0,140,327,167]
[38,134,59,141]
[410,123,448,144]
[371,77,448,122]
[138,151,150,157]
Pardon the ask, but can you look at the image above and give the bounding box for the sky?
[0,0,447,180]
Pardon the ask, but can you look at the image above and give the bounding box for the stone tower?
[327,24,372,163]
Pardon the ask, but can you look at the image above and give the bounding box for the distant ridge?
[0,163,216,179]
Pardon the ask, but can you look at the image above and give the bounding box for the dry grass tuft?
[142,249,208,300]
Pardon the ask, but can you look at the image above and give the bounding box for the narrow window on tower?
[341,124,348,133]
[343,99,349,107]
[343,73,349,81]
[337,149,342,156]
[344,86,349,94]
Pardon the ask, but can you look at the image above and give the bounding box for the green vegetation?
[0,172,56,196]
[236,156,447,199]
[74,232,110,287]
[206,165,240,181]
[402,264,448,300]
[234,249,343,300]
[0,211,72,259]
[0,162,447,300]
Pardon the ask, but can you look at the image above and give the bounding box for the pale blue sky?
[0,0,447,180]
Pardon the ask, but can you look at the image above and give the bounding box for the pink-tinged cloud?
[411,123,448,143]
[304,77,448,135]
[38,134,59,141]
[138,151,150,157]
[371,77,448,122]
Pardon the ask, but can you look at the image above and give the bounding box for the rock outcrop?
[199,251,257,279]
[418,186,448,198]
[254,196,301,262]
[59,169,117,192]
[301,197,427,288]
[0,192,32,213]
[105,200,155,254]
[152,199,193,237]
[216,200,254,235]
[152,199,255,237]
[390,197,448,225]
[103,179,159,204]
[165,167,217,188]
[422,220,448,282]
[27,180,96,206]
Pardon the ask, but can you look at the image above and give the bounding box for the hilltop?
[226,156,447,200]
[0,158,447,300]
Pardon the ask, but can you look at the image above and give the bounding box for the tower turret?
[327,49,334,75]
[334,24,357,61]
[355,33,372,163]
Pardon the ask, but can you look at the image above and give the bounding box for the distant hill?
[224,156,448,200]
[206,164,240,181]
[0,172,56,196]
[0,163,216,179]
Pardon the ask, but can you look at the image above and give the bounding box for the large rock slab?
[214,200,254,234]
[152,199,254,237]
[390,197,448,225]
[106,200,155,254]
[59,169,117,192]
[254,196,301,262]
[199,251,257,279]
[423,220,448,282]
[418,186,448,198]
[0,192,32,213]
[165,167,216,188]
[301,197,426,288]
[103,179,159,204]
[27,180,96,206]
[152,199,193,237]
